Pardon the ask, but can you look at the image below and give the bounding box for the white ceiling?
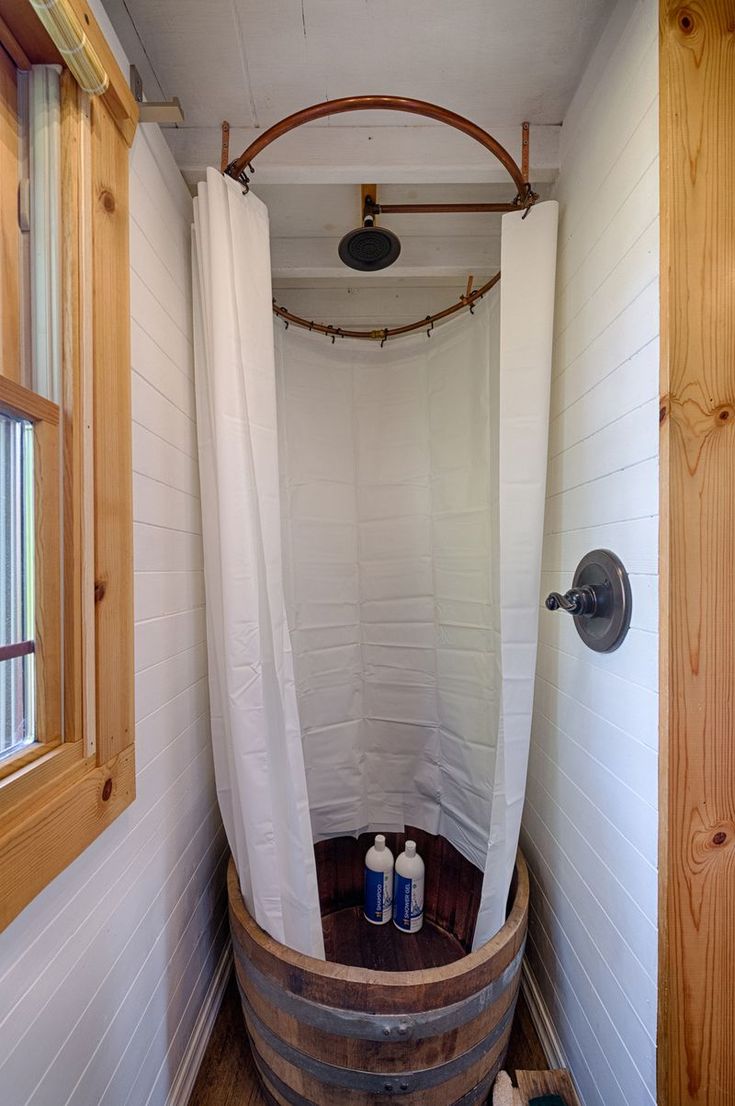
[104,0,610,173]
[103,0,610,299]
[109,0,610,126]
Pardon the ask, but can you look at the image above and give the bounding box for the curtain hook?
[426,315,434,338]
[380,328,388,348]
[308,320,314,331]
[284,318,289,330]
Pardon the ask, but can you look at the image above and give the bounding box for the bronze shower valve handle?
[545,549,632,654]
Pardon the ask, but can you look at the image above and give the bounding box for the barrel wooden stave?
[248,1016,513,1106]
[234,943,522,1071]
[227,845,529,1106]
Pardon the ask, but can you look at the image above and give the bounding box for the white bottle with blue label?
[393,840,425,933]
[363,834,394,925]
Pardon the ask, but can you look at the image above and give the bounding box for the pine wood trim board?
[659,2,735,1103]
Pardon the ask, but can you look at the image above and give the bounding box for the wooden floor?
[189,971,548,1106]
[323,905,467,969]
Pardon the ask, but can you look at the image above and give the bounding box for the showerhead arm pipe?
[226,95,533,205]
[370,202,523,214]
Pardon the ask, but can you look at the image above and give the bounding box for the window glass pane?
[0,655,35,758]
[0,412,35,758]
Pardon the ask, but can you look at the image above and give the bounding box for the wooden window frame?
[0,0,138,930]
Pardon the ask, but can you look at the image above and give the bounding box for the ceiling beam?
[167,123,560,185]
[269,234,499,280]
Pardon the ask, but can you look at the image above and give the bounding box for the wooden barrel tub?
[228,828,529,1106]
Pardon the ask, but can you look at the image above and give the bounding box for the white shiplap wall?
[0,10,226,1103]
[520,2,659,1105]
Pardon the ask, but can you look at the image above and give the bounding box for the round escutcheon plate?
[571,549,632,653]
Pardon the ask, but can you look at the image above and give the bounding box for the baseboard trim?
[167,940,233,1106]
[520,958,568,1071]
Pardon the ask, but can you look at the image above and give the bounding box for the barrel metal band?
[240,987,516,1094]
[251,1042,504,1106]
[235,937,524,1043]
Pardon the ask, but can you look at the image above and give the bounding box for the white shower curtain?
[474,202,558,945]
[193,162,557,953]
[192,168,325,957]
[276,202,557,945]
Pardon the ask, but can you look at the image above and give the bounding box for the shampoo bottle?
[393,840,425,933]
[363,834,394,924]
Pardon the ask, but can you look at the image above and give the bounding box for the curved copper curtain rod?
[226,96,531,341]
[273,271,501,343]
[227,94,529,200]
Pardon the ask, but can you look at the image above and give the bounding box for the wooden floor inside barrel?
[322,905,467,970]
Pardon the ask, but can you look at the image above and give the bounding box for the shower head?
[338,214,401,272]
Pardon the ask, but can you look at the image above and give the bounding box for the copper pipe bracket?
[220,120,230,174]
[521,121,530,183]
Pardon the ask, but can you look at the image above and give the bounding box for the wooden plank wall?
[659,3,735,1104]
[519,2,660,1105]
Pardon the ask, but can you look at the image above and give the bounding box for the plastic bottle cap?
[405,840,416,857]
[374,834,386,851]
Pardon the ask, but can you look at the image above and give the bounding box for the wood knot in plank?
[692,817,735,867]
[716,405,734,426]
[99,190,116,214]
[676,8,695,34]
[102,778,113,801]
[94,578,107,603]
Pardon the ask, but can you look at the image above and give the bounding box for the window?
[0,2,139,930]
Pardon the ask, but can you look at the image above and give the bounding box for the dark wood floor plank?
[322,905,466,970]
[188,976,268,1106]
[504,991,549,1073]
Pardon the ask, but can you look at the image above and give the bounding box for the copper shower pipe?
[226,95,534,206]
[367,201,522,214]
[273,271,501,343]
